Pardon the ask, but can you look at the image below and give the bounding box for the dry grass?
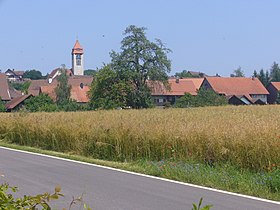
[1,106,280,171]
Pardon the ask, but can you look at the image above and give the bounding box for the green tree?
[230,67,245,77]
[23,69,45,80]
[61,100,89,112]
[9,81,31,94]
[55,69,71,106]
[175,89,227,108]
[258,69,266,86]
[175,70,199,78]
[270,62,280,82]
[276,91,280,104]
[265,70,270,86]
[253,69,270,87]
[110,25,171,108]
[174,93,195,108]
[84,69,97,76]
[25,94,58,112]
[253,70,258,78]
[89,65,132,109]
[195,88,228,107]
[0,97,6,112]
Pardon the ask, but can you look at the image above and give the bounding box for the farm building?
[149,78,204,106]
[201,77,269,105]
[266,82,280,104]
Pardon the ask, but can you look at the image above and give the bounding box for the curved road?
[0,147,279,210]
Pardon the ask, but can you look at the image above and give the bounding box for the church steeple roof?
[72,40,84,54]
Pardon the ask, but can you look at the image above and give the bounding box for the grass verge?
[0,142,279,202]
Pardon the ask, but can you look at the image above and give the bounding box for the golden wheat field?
[0,106,280,171]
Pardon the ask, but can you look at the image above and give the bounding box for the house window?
[76,54,81,66]
[159,98,164,103]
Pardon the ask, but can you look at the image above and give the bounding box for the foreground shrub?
[0,183,91,210]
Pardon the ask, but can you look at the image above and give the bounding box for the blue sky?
[1,0,280,76]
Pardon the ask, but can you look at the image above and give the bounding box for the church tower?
[72,40,84,75]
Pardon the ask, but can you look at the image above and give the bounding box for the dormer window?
[76,54,81,66]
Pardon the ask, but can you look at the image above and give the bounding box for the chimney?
[176,76,179,83]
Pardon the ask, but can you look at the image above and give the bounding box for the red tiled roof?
[49,68,73,78]
[39,76,93,103]
[70,85,90,103]
[149,78,204,96]
[28,79,49,96]
[5,94,32,110]
[0,73,11,101]
[41,84,91,103]
[205,77,269,96]
[271,82,280,90]
[72,40,84,54]
[68,76,93,86]
[40,85,56,101]
[9,88,22,99]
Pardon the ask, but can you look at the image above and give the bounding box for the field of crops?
[0,106,280,171]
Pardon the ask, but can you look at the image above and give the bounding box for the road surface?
[0,147,279,210]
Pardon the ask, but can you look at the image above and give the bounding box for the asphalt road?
[0,147,279,210]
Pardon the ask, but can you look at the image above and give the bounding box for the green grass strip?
[0,142,279,201]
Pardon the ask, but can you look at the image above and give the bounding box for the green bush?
[0,98,5,112]
[0,183,91,210]
[25,94,58,112]
[175,88,228,108]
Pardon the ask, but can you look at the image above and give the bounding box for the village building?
[149,78,204,106]
[266,82,280,104]
[201,77,269,105]
[5,69,24,82]
[0,73,11,102]
[5,94,33,112]
[38,76,93,103]
[28,40,92,103]
[0,73,24,111]
[72,40,84,76]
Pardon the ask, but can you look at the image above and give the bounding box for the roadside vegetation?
[0,182,91,209]
[0,106,280,200]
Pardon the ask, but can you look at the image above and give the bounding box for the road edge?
[1,145,279,206]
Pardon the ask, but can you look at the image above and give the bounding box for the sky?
[1,0,280,77]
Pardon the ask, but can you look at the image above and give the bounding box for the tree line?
[232,62,280,87]
[4,25,280,112]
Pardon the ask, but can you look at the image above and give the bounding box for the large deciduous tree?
[89,65,132,109]
[110,25,171,108]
